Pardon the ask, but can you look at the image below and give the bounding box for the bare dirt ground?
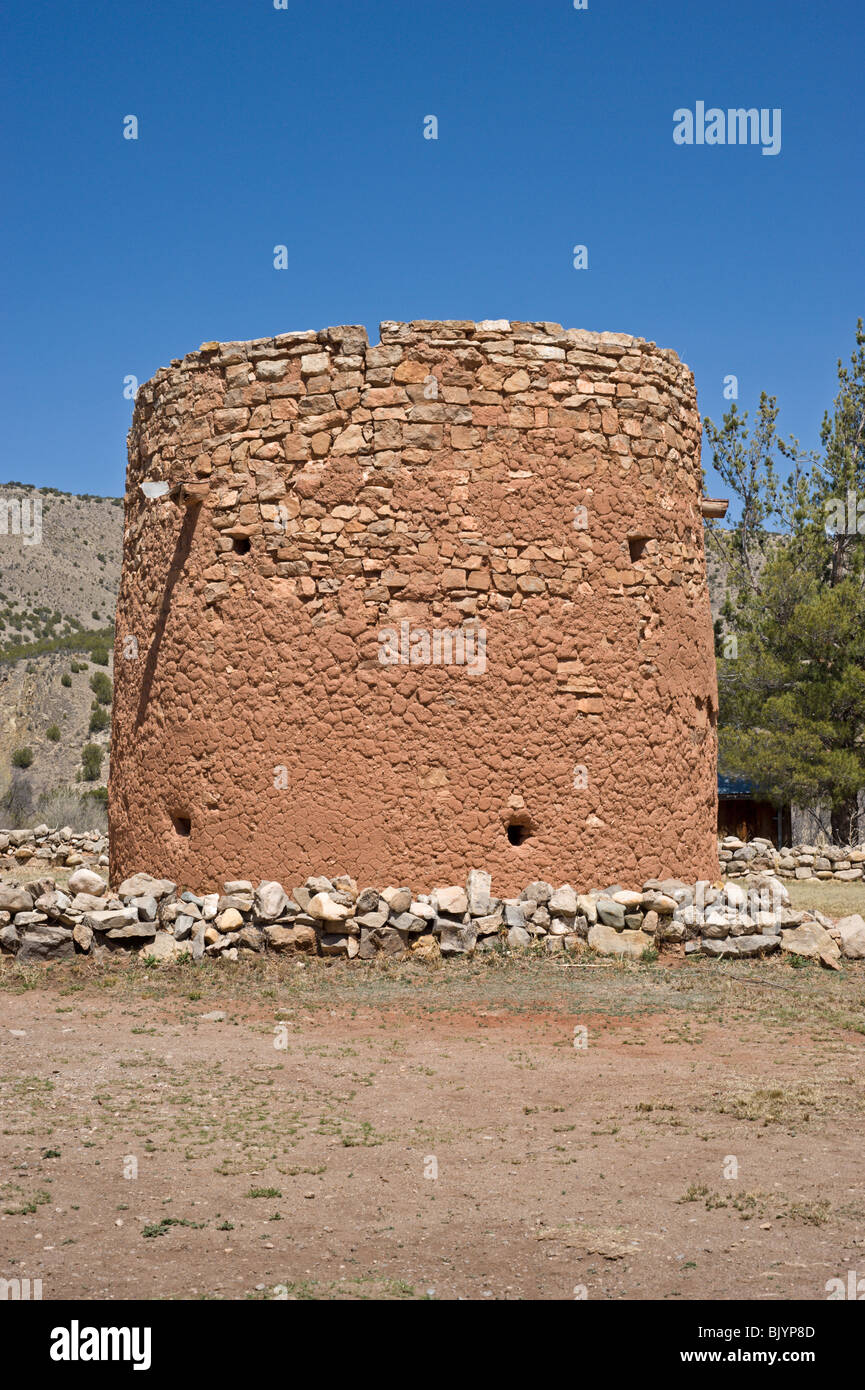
[1,950,863,1302]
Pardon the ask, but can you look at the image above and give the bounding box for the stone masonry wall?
[109,320,719,894]
[721,835,865,881]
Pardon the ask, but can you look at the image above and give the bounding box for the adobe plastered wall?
[109,319,719,894]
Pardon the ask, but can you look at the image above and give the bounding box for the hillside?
[0,483,122,643]
[0,484,122,826]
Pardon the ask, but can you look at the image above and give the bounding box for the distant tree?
[89,671,113,706]
[88,705,110,734]
[46,724,61,742]
[80,743,103,782]
[11,747,33,768]
[60,673,72,688]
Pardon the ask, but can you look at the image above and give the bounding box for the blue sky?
[1,0,862,499]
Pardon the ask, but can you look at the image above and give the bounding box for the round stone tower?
[109,320,719,894]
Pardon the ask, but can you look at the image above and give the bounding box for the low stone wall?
[1,859,863,968]
[1,826,864,967]
[0,824,107,869]
[720,834,865,881]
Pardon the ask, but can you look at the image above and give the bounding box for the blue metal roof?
[718,774,755,797]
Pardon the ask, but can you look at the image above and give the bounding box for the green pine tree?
[708,321,865,843]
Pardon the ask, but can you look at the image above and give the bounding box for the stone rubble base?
[1,830,863,969]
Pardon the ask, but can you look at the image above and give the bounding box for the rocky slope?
[0,484,121,822]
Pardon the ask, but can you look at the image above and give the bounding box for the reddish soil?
[1,954,863,1300]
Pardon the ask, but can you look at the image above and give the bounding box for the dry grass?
[2,944,863,1033]
[712,1080,865,1128]
[786,878,865,919]
[679,1185,833,1226]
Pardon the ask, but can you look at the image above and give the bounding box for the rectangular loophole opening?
[628,536,649,563]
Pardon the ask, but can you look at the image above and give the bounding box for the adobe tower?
[109,320,720,894]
